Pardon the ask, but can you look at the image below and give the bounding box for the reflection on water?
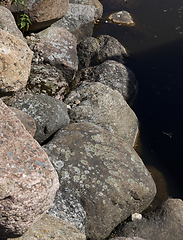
[94,0,183,199]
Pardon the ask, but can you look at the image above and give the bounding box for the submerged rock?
[43,122,156,240]
[108,11,135,26]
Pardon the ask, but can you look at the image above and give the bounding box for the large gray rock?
[0,29,33,93]
[73,60,137,105]
[0,99,59,238]
[12,94,70,144]
[77,35,128,69]
[51,4,95,43]
[69,0,103,20]
[64,82,138,146]
[97,35,129,63]
[10,0,69,32]
[37,27,78,83]
[0,6,25,42]
[118,198,183,240]
[47,186,86,234]
[7,214,86,240]
[43,122,156,240]
[28,64,69,100]
[77,37,100,69]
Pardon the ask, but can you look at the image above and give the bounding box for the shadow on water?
[128,38,183,199]
[93,0,183,199]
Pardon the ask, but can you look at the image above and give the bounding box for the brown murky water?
[94,0,183,199]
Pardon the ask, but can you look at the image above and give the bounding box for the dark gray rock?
[28,64,69,100]
[51,4,95,43]
[47,186,86,234]
[69,0,103,21]
[72,60,138,106]
[77,37,100,69]
[43,122,156,240]
[97,35,129,63]
[12,94,70,144]
[117,198,183,240]
[77,35,129,69]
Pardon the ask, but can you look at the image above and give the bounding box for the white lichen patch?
[81,160,88,166]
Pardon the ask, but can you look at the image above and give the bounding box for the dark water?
[93,0,183,199]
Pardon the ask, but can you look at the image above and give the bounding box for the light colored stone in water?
[108,10,135,26]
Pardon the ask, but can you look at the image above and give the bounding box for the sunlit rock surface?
[43,122,156,239]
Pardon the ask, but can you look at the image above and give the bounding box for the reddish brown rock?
[9,107,36,137]
[10,0,69,32]
[0,99,59,238]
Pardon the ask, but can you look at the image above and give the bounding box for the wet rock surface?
[51,3,95,43]
[65,81,139,146]
[0,99,59,238]
[43,122,156,240]
[7,214,86,240]
[12,94,70,144]
[116,198,183,240]
[108,11,135,26]
[73,60,138,105]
